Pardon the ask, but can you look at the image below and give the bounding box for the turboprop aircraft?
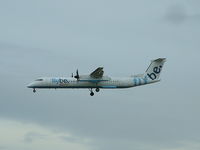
[27,58,166,96]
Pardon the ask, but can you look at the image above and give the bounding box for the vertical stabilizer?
[144,58,166,81]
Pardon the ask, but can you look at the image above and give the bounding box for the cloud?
[90,138,200,150]
[2,118,200,150]
[0,146,6,150]
[164,4,200,24]
[24,132,47,143]
[165,4,187,24]
[0,119,93,150]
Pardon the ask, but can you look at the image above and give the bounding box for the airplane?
[27,58,166,96]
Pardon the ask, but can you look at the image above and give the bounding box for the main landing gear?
[90,91,94,96]
[33,88,36,93]
[89,88,100,96]
[95,88,100,92]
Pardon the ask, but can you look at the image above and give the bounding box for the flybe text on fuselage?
[52,78,69,84]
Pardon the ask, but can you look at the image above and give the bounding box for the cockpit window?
[35,79,43,81]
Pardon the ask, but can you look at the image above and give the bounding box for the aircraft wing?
[90,67,104,78]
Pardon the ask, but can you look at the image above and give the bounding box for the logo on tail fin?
[147,65,162,80]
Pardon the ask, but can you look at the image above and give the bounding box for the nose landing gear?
[33,88,36,93]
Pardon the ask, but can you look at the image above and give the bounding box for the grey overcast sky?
[0,0,200,150]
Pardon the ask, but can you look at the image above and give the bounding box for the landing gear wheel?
[90,92,94,96]
[33,88,36,93]
[89,88,94,96]
[95,88,100,92]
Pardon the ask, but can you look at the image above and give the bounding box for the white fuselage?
[27,76,159,89]
[27,58,166,96]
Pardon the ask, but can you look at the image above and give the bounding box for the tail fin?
[144,58,166,81]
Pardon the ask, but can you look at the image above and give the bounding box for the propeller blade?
[76,69,79,77]
[74,69,80,79]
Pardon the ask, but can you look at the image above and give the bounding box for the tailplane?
[144,58,166,81]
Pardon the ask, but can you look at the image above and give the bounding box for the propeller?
[74,69,80,80]
[71,73,73,78]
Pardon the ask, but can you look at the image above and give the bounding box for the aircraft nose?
[27,82,34,88]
